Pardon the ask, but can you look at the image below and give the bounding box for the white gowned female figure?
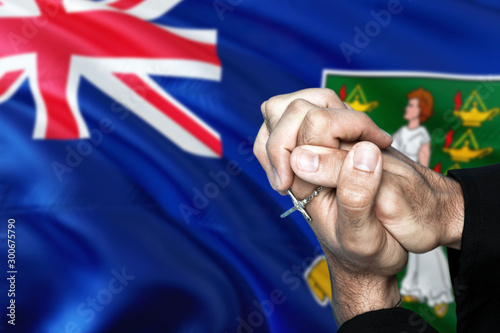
[392,88,454,317]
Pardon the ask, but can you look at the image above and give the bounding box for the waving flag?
[0,0,221,156]
[1,0,500,332]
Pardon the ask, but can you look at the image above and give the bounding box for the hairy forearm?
[326,254,401,326]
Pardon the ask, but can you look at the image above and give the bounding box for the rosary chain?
[301,186,323,205]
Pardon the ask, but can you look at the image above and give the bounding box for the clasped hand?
[253,88,464,324]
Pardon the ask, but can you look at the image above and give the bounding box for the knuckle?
[265,96,278,110]
[299,108,331,144]
[286,98,311,113]
[254,147,269,166]
[357,110,371,120]
[260,101,267,116]
[376,196,400,220]
[265,114,280,131]
[321,88,339,100]
[262,98,279,122]
[265,94,286,116]
[311,88,338,101]
[337,184,375,210]
[304,107,330,125]
[375,184,403,220]
[265,135,282,159]
[253,141,263,160]
[350,109,370,122]
[253,132,269,161]
[354,112,372,128]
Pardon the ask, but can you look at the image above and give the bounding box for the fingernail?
[273,167,281,188]
[297,148,319,172]
[382,130,392,138]
[353,146,378,172]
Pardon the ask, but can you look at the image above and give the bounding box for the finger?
[290,145,348,187]
[268,105,391,192]
[254,123,273,185]
[289,145,417,188]
[254,123,286,194]
[285,174,335,239]
[336,142,385,256]
[297,108,392,149]
[261,101,279,133]
[262,88,346,130]
[381,147,429,178]
[261,89,347,191]
[266,99,318,191]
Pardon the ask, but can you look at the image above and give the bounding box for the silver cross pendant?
[280,189,312,223]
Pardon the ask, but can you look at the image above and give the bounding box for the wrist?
[330,270,400,326]
[438,176,465,250]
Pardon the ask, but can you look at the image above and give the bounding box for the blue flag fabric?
[1,0,499,332]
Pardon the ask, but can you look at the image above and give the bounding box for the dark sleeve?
[337,308,438,333]
[447,164,500,333]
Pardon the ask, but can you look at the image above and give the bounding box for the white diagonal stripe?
[75,56,221,157]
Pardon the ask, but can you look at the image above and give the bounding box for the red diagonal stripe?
[39,56,80,139]
[109,0,144,10]
[115,73,222,156]
[0,70,24,97]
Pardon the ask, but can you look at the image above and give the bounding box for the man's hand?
[314,141,407,325]
[254,89,406,324]
[290,144,465,253]
[255,88,392,194]
[253,88,465,325]
[255,88,464,253]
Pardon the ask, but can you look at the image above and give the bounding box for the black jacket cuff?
[337,307,438,333]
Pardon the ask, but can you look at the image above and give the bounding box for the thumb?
[336,142,384,256]
[290,145,348,188]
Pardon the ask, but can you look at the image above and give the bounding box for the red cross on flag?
[0,0,222,157]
